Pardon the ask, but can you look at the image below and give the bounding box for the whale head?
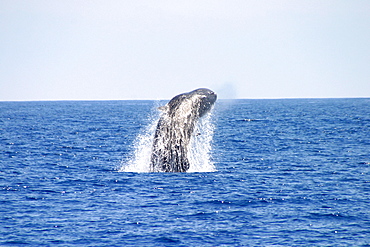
[188,88,217,117]
[162,88,217,119]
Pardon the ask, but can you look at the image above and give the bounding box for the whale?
[150,88,217,172]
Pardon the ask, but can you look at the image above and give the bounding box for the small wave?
[239,119,269,122]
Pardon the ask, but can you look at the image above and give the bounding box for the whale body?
[150,88,217,172]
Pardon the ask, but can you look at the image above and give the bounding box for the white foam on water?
[118,106,216,173]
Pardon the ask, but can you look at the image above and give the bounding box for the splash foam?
[119,106,215,173]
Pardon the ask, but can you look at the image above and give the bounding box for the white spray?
[119,106,216,173]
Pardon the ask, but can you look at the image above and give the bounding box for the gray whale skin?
[150,88,217,172]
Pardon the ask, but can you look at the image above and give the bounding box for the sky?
[1,0,369,100]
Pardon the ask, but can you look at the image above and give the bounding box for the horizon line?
[0,96,369,102]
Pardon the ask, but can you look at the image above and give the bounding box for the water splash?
[118,110,158,173]
[119,106,216,173]
[187,113,216,172]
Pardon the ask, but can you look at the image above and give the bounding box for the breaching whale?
[150,88,217,172]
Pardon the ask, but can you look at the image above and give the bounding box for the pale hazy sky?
[1,1,369,100]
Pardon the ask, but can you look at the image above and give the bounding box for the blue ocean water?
[1,99,369,246]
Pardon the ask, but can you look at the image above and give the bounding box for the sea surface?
[1,98,369,246]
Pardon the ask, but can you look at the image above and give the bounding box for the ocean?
[1,98,369,246]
